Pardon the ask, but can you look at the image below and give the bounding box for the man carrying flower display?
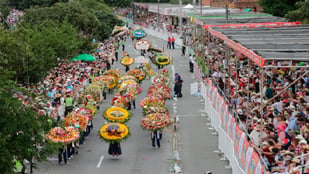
[151,130,161,148]
[174,73,183,98]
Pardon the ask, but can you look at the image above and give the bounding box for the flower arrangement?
[143,106,169,116]
[86,104,98,116]
[141,113,171,131]
[160,69,169,78]
[121,56,134,66]
[111,94,127,108]
[151,73,170,86]
[126,68,146,82]
[63,113,89,132]
[142,63,154,77]
[118,75,137,84]
[85,85,102,103]
[104,69,121,80]
[104,107,131,123]
[140,96,165,108]
[46,126,80,144]
[100,75,117,89]
[148,85,171,100]
[99,123,130,143]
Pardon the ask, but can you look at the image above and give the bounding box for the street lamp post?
[179,0,183,37]
[157,0,160,27]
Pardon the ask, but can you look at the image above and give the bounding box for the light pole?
[179,0,183,37]
[157,0,160,27]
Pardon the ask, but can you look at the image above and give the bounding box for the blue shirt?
[285,118,298,133]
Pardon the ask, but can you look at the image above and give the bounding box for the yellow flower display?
[99,123,130,143]
[104,106,131,123]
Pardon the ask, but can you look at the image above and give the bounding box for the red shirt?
[168,37,171,43]
[171,37,175,42]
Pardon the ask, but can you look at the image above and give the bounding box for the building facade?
[203,0,262,12]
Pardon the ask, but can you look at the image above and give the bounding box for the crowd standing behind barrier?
[193,28,309,173]
[115,7,309,174]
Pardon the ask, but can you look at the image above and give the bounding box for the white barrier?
[201,81,263,174]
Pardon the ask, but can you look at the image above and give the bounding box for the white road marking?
[96,155,104,168]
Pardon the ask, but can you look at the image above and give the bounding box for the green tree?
[101,0,131,7]
[0,0,69,10]
[0,70,57,174]
[21,0,118,41]
[258,0,301,17]
[285,0,309,23]
[80,0,121,40]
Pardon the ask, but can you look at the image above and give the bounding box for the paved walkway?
[149,34,232,174]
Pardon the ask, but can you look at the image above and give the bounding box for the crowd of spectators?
[114,6,189,35]
[192,29,309,173]
[14,37,119,166]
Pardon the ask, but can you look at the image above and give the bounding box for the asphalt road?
[34,34,232,174]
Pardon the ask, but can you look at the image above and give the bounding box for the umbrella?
[72,54,96,61]
[183,4,194,9]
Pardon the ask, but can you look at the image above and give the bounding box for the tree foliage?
[21,0,120,41]
[0,0,69,10]
[0,20,90,83]
[101,0,131,7]
[285,0,309,23]
[0,71,58,174]
[258,0,301,17]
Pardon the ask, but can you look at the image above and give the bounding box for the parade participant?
[58,146,67,165]
[167,37,171,49]
[171,36,175,49]
[121,39,126,51]
[64,93,74,117]
[189,54,195,73]
[151,130,161,148]
[174,73,183,97]
[108,142,122,159]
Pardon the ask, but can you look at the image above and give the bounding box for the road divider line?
[96,155,104,168]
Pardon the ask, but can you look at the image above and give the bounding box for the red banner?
[234,125,243,154]
[204,21,301,29]
[247,151,260,174]
[241,139,250,168]
[219,99,226,124]
[228,116,235,139]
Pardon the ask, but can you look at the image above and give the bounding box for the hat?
[262,141,268,146]
[282,151,294,156]
[237,109,243,115]
[282,100,288,103]
[291,158,301,164]
[254,125,261,131]
[299,139,307,145]
[284,155,293,161]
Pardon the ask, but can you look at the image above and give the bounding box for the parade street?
[35,34,232,174]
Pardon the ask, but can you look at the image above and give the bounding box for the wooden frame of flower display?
[99,123,130,144]
[104,107,131,123]
[141,113,171,131]
[46,126,80,144]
